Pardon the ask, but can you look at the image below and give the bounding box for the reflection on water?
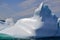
[0,34,60,40]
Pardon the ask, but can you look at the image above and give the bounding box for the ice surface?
[0,18,14,30]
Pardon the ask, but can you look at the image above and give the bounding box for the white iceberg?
[0,2,59,38]
[0,2,44,38]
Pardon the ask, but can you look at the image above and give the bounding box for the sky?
[0,0,60,21]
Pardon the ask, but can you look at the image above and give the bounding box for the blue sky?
[0,0,60,21]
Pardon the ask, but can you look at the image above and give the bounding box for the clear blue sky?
[0,0,60,20]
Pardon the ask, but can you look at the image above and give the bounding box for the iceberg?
[0,2,59,38]
[0,2,44,38]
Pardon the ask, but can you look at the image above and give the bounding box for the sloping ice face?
[35,2,58,38]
